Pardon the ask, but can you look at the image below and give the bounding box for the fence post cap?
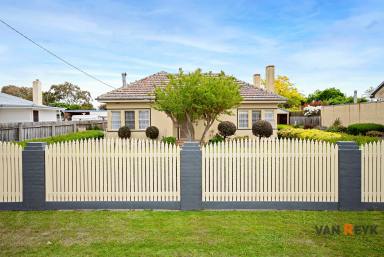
[24,142,47,151]
[336,141,359,150]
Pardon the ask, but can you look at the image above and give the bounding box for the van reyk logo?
[315,224,378,235]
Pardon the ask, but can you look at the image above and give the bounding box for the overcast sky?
[0,0,383,105]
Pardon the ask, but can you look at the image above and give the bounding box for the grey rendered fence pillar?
[180,141,202,210]
[337,141,362,210]
[22,142,46,210]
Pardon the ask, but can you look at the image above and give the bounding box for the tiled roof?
[97,71,286,102]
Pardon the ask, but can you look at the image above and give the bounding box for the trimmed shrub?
[347,123,384,135]
[252,120,273,138]
[278,126,379,145]
[161,136,176,145]
[118,126,131,139]
[145,126,159,139]
[208,134,225,144]
[366,131,384,137]
[17,130,104,148]
[217,121,236,139]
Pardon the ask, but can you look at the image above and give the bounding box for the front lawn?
[0,211,383,256]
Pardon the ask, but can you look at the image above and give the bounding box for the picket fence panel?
[0,142,22,202]
[202,138,338,202]
[361,141,384,202]
[45,138,180,202]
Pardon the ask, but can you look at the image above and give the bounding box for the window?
[111,111,121,130]
[125,111,135,129]
[138,110,150,129]
[238,110,249,129]
[252,110,261,125]
[264,110,274,124]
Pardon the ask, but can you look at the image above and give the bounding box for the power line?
[0,18,116,89]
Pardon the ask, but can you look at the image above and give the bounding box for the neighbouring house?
[0,80,63,123]
[97,66,286,141]
[370,81,384,101]
[63,110,107,121]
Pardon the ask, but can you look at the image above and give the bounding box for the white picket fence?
[0,142,23,202]
[361,141,384,202]
[45,139,180,202]
[202,138,339,202]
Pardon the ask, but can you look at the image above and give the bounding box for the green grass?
[17,130,104,148]
[0,211,383,256]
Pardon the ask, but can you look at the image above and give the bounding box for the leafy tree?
[154,69,242,143]
[265,76,306,111]
[44,82,93,109]
[1,85,33,100]
[306,87,345,103]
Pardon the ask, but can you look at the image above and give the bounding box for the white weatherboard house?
[0,80,63,123]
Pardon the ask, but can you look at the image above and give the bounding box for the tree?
[263,76,305,111]
[44,82,93,109]
[154,69,242,143]
[1,85,33,100]
[307,87,367,105]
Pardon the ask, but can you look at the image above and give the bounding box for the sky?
[0,0,383,106]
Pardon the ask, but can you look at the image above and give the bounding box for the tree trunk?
[200,118,215,144]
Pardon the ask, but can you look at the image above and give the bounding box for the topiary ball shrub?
[145,126,159,139]
[252,120,273,138]
[118,126,131,139]
[218,121,236,139]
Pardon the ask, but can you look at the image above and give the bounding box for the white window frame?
[238,110,249,129]
[138,110,150,130]
[111,111,121,130]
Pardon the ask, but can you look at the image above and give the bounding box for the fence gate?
[202,138,338,202]
[45,138,180,202]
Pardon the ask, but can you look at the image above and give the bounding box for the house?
[370,81,384,101]
[63,109,107,121]
[0,80,63,123]
[97,66,286,141]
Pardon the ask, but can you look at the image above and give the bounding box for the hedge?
[346,123,384,135]
[278,127,379,145]
[17,130,104,148]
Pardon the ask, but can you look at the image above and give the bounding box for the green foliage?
[208,134,225,144]
[278,127,380,145]
[86,125,102,131]
[277,124,292,130]
[366,131,384,137]
[306,87,366,106]
[17,130,104,148]
[347,123,384,135]
[161,136,176,145]
[217,121,236,139]
[44,82,93,109]
[145,126,159,139]
[154,69,242,142]
[118,126,131,139]
[252,120,273,138]
[1,85,32,100]
[326,118,347,133]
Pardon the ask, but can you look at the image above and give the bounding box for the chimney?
[122,72,127,87]
[32,79,42,105]
[353,90,358,104]
[265,65,275,92]
[253,73,261,88]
